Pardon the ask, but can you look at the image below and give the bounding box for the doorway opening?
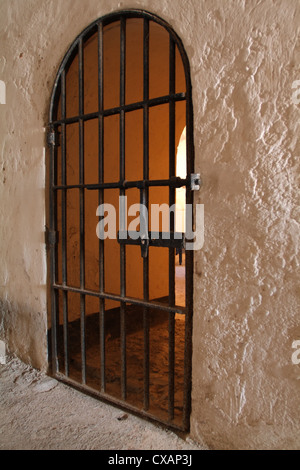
[47,10,194,431]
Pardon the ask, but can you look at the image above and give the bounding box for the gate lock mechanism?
[118,231,185,260]
[117,173,201,259]
[190,173,201,191]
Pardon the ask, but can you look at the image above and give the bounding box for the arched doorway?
[47,9,195,431]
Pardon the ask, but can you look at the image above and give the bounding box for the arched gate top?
[49,9,192,123]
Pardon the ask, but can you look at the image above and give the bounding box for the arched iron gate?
[47,9,195,432]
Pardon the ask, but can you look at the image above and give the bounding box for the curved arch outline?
[49,9,192,121]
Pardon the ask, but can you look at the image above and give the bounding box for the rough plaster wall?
[0,0,299,450]
[189,0,300,450]
[0,1,48,369]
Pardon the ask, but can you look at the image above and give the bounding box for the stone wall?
[0,0,299,449]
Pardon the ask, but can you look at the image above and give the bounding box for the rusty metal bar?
[143,16,150,411]
[50,92,186,125]
[120,17,127,400]
[53,283,186,314]
[53,176,189,191]
[98,20,106,393]
[78,37,86,385]
[48,125,59,375]
[168,35,176,422]
[182,56,194,431]
[61,69,69,377]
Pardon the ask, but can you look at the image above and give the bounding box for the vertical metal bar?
[120,17,127,400]
[49,126,59,375]
[98,21,106,393]
[143,17,150,411]
[168,35,176,422]
[183,66,194,431]
[78,37,86,385]
[61,70,69,376]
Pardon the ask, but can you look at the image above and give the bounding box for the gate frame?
[47,9,195,432]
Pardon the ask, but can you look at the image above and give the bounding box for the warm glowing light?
[175,127,186,233]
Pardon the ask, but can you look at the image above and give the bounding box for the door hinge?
[45,228,59,247]
[190,173,202,191]
[47,128,60,147]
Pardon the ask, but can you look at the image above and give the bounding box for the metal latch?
[190,173,202,191]
[117,231,184,260]
[45,228,58,247]
[140,235,149,258]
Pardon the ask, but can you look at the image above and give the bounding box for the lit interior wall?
[55,19,186,321]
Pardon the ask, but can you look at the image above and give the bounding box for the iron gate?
[47,9,195,432]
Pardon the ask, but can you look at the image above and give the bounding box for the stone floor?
[0,356,208,450]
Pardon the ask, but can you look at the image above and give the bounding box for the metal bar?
[182,69,194,432]
[61,70,69,377]
[168,35,176,422]
[143,17,150,411]
[53,283,186,314]
[52,176,189,191]
[183,247,193,430]
[98,20,106,393]
[50,93,186,125]
[54,183,121,190]
[61,72,67,285]
[120,17,127,400]
[49,125,59,375]
[78,38,86,385]
[53,176,191,190]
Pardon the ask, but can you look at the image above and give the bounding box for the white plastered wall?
[0,0,299,450]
